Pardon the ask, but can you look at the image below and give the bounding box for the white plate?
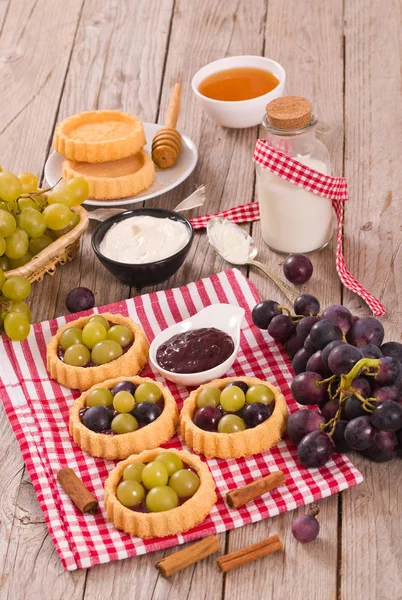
[44,123,198,207]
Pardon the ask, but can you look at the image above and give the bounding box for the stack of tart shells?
[55,110,155,200]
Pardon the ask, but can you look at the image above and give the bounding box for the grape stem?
[308,503,320,518]
[340,358,380,390]
[278,305,291,316]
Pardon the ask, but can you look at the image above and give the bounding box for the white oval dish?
[149,304,245,387]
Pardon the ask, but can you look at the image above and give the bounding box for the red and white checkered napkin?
[0,269,363,571]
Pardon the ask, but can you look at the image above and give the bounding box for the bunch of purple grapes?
[252,294,402,467]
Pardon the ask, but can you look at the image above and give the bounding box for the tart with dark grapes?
[46,312,149,390]
[180,376,288,459]
[104,448,217,538]
[70,376,179,459]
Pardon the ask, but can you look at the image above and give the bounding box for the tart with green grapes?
[46,312,149,390]
[104,448,217,538]
[180,376,288,459]
[70,376,178,459]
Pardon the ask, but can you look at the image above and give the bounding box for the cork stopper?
[266,96,312,130]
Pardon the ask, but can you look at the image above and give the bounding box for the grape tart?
[180,376,288,459]
[46,312,149,390]
[70,376,178,459]
[104,448,217,538]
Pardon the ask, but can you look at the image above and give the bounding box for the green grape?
[146,486,179,512]
[9,300,31,321]
[4,311,30,341]
[217,414,246,434]
[111,413,138,434]
[142,460,169,489]
[88,314,110,331]
[66,211,80,230]
[5,229,29,259]
[59,327,83,350]
[86,387,113,407]
[0,267,5,288]
[155,452,183,476]
[220,386,245,412]
[91,340,123,365]
[29,234,53,256]
[0,172,22,202]
[0,236,5,257]
[246,384,275,406]
[47,186,76,208]
[169,469,200,498]
[116,480,144,507]
[82,321,107,349]
[18,172,38,194]
[113,391,135,413]
[17,197,39,211]
[63,343,90,366]
[0,210,17,237]
[0,255,9,271]
[2,276,31,301]
[196,387,222,408]
[19,208,46,239]
[67,177,89,205]
[43,203,72,230]
[107,324,133,348]
[123,462,145,482]
[9,252,33,268]
[134,382,161,404]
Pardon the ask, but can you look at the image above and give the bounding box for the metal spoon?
[207,217,298,304]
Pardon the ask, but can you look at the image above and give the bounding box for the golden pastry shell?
[180,376,288,459]
[70,376,179,460]
[46,313,149,390]
[104,448,217,538]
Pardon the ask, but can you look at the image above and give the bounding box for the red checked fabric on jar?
[190,141,386,317]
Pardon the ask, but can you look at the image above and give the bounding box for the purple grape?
[321,400,339,421]
[332,420,351,453]
[310,320,343,350]
[291,372,327,406]
[297,431,335,467]
[111,380,137,396]
[374,357,401,386]
[351,315,360,326]
[193,406,222,432]
[380,341,402,362]
[344,397,369,421]
[303,334,317,354]
[327,344,363,376]
[243,402,271,428]
[370,400,402,432]
[133,402,162,425]
[350,377,371,398]
[306,350,332,377]
[292,514,320,543]
[296,316,320,341]
[321,340,346,367]
[372,385,400,403]
[363,430,398,462]
[283,254,313,285]
[252,300,282,329]
[359,344,383,359]
[287,410,325,445]
[284,335,304,359]
[292,348,312,375]
[347,316,384,347]
[268,314,295,342]
[224,381,249,395]
[65,287,95,313]
[83,406,113,433]
[344,416,376,450]
[294,294,320,317]
[322,304,353,334]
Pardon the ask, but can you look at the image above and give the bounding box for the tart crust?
[46,313,149,390]
[70,376,179,459]
[104,448,217,538]
[180,376,288,459]
[62,150,155,200]
[54,110,146,163]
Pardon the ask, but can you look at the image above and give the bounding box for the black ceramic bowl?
[92,208,194,287]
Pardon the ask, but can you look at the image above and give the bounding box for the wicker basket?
[5,205,89,283]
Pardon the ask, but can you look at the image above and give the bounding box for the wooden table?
[0,1,401,598]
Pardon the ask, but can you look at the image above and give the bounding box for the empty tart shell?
[54,110,146,163]
[62,150,155,200]
[180,376,288,459]
[46,313,149,390]
[104,448,217,538]
[70,376,179,459]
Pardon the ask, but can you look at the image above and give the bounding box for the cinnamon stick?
[57,468,99,514]
[155,535,220,578]
[226,471,286,509]
[217,535,283,572]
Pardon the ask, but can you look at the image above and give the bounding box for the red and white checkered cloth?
[190,142,386,317]
[0,269,362,571]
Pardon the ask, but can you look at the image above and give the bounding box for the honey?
[198,67,279,102]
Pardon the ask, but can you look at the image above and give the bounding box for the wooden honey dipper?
[152,82,182,168]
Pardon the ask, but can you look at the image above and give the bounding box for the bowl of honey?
[192,56,286,128]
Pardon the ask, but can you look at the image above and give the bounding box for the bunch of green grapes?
[0,168,89,272]
[0,270,31,341]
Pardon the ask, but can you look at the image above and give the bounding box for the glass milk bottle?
[256,96,333,253]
